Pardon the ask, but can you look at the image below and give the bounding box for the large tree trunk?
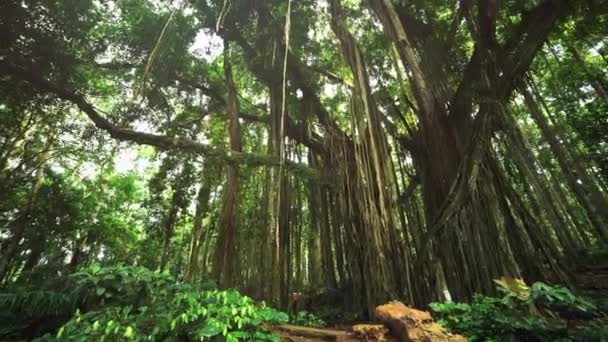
[214,0,584,311]
[368,0,574,303]
[329,0,406,314]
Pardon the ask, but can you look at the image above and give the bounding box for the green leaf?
[57,326,65,338]
[96,286,106,296]
[231,330,249,338]
[124,326,134,338]
[196,323,222,337]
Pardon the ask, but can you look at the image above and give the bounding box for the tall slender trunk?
[567,44,608,103]
[0,135,53,282]
[267,76,289,308]
[306,155,322,288]
[522,86,608,241]
[69,235,88,272]
[214,39,243,288]
[186,174,213,282]
[159,194,180,271]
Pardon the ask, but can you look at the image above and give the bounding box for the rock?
[375,301,467,342]
[352,324,389,341]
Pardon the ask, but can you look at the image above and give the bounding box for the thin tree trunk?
[159,193,180,271]
[0,135,53,282]
[186,173,213,282]
[567,44,608,103]
[522,86,608,241]
[214,39,243,288]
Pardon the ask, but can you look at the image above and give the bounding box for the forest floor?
[273,323,408,341]
[273,258,608,342]
[272,301,467,341]
[273,324,361,341]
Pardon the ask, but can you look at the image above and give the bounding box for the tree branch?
[450,0,572,121]
[177,72,327,154]
[231,18,348,141]
[307,64,353,88]
[444,0,468,50]
[1,61,322,179]
[497,0,571,97]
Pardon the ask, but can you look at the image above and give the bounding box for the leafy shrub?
[1,264,287,341]
[430,294,551,340]
[47,289,287,341]
[69,264,179,308]
[1,264,186,339]
[430,278,604,341]
[290,311,326,327]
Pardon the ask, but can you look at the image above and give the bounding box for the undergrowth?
[430,278,607,341]
[0,264,288,341]
[289,311,326,327]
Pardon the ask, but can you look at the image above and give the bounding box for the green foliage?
[69,264,178,308]
[0,289,77,339]
[290,311,326,328]
[430,294,550,340]
[1,265,287,341]
[513,281,597,316]
[48,291,286,341]
[0,264,175,339]
[430,279,604,341]
[1,0,607,334]
[48,289,287,341]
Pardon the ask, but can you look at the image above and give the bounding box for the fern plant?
[0,278,87,339]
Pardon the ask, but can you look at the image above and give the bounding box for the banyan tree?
[1,0,607,316]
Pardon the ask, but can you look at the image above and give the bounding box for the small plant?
[290,311,326,327]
